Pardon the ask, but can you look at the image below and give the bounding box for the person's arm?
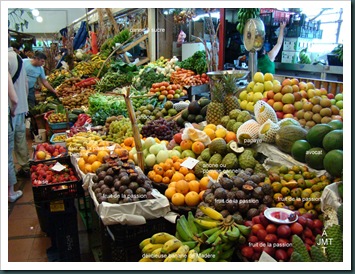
[41,78,58,97]
[8,72,18,116]
[268,22,286,62]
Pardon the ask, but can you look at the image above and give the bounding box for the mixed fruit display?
[33,49,344,263]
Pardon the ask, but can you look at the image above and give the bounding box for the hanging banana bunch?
[236,8,261,34]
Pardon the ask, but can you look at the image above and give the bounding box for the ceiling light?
[32,9,39,17]
[36,16,43,23]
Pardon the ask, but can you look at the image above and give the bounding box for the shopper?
[257,22,286,74]
[23,51,58,108]
[11,41,27,59]
[8,72,23,202]
[9,39,31,178]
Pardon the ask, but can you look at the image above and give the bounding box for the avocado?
[181,109,189,120]
[177,117,185,127]
[188,101,201,115]
[198,98,211,108]
[195,115,204,123]
[187,114,196,123]
[200,105,208,116]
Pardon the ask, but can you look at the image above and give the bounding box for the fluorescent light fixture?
[193,11,220,21]
[32,9,39,17]
[36,16,43,23]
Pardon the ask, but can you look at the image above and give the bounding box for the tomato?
[152,83,158,89]
[161,90,168,96]
[162,81,169,87]
[160,85,166,91]
[166,85,172,90]
[201,73,207,78]
[168,90,175,95]
[171,84,177,90]
[154,88,160,93]
[150,88,155,93]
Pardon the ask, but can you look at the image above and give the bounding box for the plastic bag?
[182,123,211,146]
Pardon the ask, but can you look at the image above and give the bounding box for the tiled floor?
[8,129,95,262]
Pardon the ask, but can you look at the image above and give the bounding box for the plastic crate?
[46,206,81,262]
[30,143,68,165]
[31,159,83,203]
[44,110,69,130]
[50,132,67,144]
[35,198,76,233]
[101,217,176,262]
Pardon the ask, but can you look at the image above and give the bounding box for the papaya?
[327,120,343,130]
[306,124,333,147]
[322,130,343,151]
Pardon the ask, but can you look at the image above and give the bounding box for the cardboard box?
[281,50,301,64]
[283,37,313,52]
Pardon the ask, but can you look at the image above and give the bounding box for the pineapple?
[206,82,226,125]
[223,73,240,115]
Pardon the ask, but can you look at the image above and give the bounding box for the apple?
[283,104,295,114]
[281,85,293,94]
[307,89,316,98]
[266,90,275,99]
[335,100,343,109]
[276,111,284,119]
[300,90,308,99]
[273,93,283,102]
[173,146,182,153]
[294,101,303,111]
[330,99,336,105]
[273,102,284,111]
[267,99,275,107]
[181,149,196,159]
[282,93,295,104]
[253,82,265,93]
[264,81,274,91]
[292,84,299,93]
[293,92,302,102]
[173,133,182,145]
[273,83,282,93]
[298,81,308,91]
[261,98,268,102]
[283,113,294,119]
[335,93,343,101]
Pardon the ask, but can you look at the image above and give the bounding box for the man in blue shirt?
[23,51,58,108]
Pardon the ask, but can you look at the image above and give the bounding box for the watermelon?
[323,150,343,177]
[291,140,312,163]
[322,130,343,151]
[306,124,333,147]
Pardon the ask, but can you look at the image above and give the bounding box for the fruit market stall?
[18,7,345,266]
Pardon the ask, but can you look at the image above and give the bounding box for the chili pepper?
[75,77,99,87]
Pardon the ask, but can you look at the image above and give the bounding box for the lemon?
[215,128,227,139]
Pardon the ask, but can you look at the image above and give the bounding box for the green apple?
[181,149,196,159]
[330,99,336,105]
[335,100,343,109]
[173,146,182,153]
[335,93,343,101]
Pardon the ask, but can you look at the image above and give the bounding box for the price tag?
[50,200,65,212]
[180,157,199,169]
[51,162,66,172]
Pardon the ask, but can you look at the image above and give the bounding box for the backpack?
[12,54,23,83]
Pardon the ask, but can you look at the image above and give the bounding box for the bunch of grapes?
[141,118,180,141]
[105,118,142,144]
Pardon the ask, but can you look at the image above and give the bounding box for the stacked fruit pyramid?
[139,206,251,262]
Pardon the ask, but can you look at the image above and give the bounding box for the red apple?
[327,93,335,99]
[276,111,284,119]
[267,90,275,99]
[293,92,302,102]
[283,103,295,114]
[173,133,182,145]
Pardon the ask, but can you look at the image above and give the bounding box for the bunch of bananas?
[331,44,343,63]
[65,132,103,154]
[72,56,106,77]
[299,48,312,64]
[236,8,261,34]
[139,206,251,262]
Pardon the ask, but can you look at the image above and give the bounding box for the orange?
[203,128,216,140]
[80,150,89,162]
[185,191,200,207]
[171,172,185,182]
[171,156,180,163]
[153,165,164,176]
[188,180,200,193]
[97,150,109,163]
[148,170,156,180]
[179,167,189,176]
[162,176,170,184]
[165,187,176,200]
[175,180,190,195]
[168,181,177,188]
[225,131,237,143]
[87,154,98,164]
[91,161,102,172]
[191,141,205,155]
[185,173,196,182]
[165,158,174,166]
[171,193,185,206]
[124,137,134,147]
[180,139,193,151]
[78,158,86,172]
[153,174,163,183]
[199,190,205,201]
[207,170,219,180]
[164,169,175,179]
[199,177,210,190]
[85,163,93,173]
[173,162,181,171]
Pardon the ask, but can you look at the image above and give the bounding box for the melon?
[322,130,343,151]
[277,118,301,128]
[306,124,333,147]
[254,100,278,125]
[323,149,343,177]
[275,125,308,154]
[327,120,343,130]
